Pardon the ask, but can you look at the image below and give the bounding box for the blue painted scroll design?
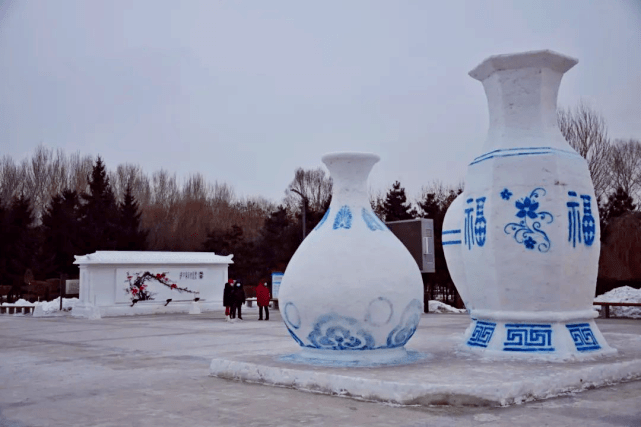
[470,146,583,166]
[467,320,496,348]
[283,302,301,329]
[386,299,422,348]
[285,324,306,347]
[504,188,553,252]
[566,323,601,352]
[332,205,352,230]
[314,209,330,231]
[567,191,596,247]
[362,208,385,231]
[307,313,376,350]
[474,197,487,247]
[503,324,555,352]
[500,188,512,200]
[442,229,462,246]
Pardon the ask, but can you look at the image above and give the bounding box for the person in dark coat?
[256,280,271,321]
[230,281,246,320]
[223,280,234,321]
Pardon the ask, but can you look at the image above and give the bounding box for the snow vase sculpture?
[443,50,615,359]
[278,152,424,364]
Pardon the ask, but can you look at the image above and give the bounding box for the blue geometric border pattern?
[314,208,330,231]
[566,323,601,352]
[467,320,496,348]
[470,146,582,166]
[503,324,555,352]
[332,205,353,230]
[362,208,386,231]
[386,299,422,348]
[442,229,462,246]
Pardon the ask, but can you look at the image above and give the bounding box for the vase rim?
[468,49,578,82]
[321,151,381,165]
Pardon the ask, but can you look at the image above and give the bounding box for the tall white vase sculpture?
[278,152,424,364]
[442,50,615,359]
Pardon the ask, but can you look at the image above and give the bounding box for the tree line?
[1,102,639,302]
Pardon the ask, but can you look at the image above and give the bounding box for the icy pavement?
[1,309,641,426]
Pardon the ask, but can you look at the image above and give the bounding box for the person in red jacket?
[256,280,271,321]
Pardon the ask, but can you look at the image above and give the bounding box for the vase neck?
[322,152,379,208]
[470,50,578,152]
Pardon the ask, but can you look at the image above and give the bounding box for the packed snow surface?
[595,286,641,318]
[428,300,466,314]
[1,299,36,306]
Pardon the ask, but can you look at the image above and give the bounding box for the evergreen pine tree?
[117,184,148,250]
[80,156,119,252]
[6,195,36,296]
[382,181,416,222]
[41,189,81,276]
[601,187,636,241]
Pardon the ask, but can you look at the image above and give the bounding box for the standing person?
[223,279,233,321]
[256,280,271,321]
[231,281,246,320]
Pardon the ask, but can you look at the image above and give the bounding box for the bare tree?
[0,155,24,205]
[111,163,151,206]
[68,152,94,196]
[608,138,641,200]
[558,102,612,199]
[284,167,333,214]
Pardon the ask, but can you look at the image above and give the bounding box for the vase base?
[295,346,411,365]
[461,318,616,360]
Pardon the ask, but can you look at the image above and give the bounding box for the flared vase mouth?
[468,49,578,82]
[321,151,381,166]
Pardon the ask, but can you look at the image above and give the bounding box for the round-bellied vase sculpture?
[443,50,615,359]
[278,152,424,364]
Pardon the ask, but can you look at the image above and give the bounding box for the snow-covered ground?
[428,300,466,313]
[594,286,641,318]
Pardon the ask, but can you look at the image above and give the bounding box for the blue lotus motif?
[516,197,539,219]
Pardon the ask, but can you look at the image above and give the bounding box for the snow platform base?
[209,315,641,407]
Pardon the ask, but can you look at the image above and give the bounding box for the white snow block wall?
[442,50,615,359]
[72,251,233,318]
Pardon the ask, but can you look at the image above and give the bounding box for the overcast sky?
[1,0,640,203]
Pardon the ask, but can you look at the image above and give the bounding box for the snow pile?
[32,297,80,317]
[428,300,466,314]
[594,286,641,319]
[1,299,36,306]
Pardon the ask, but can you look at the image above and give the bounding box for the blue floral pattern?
[386,299,422,348]
[362,208,386,231]
[308,314,375,350]
[500,188,512,200]
[332,205,353,230]
[504,188,553,253]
